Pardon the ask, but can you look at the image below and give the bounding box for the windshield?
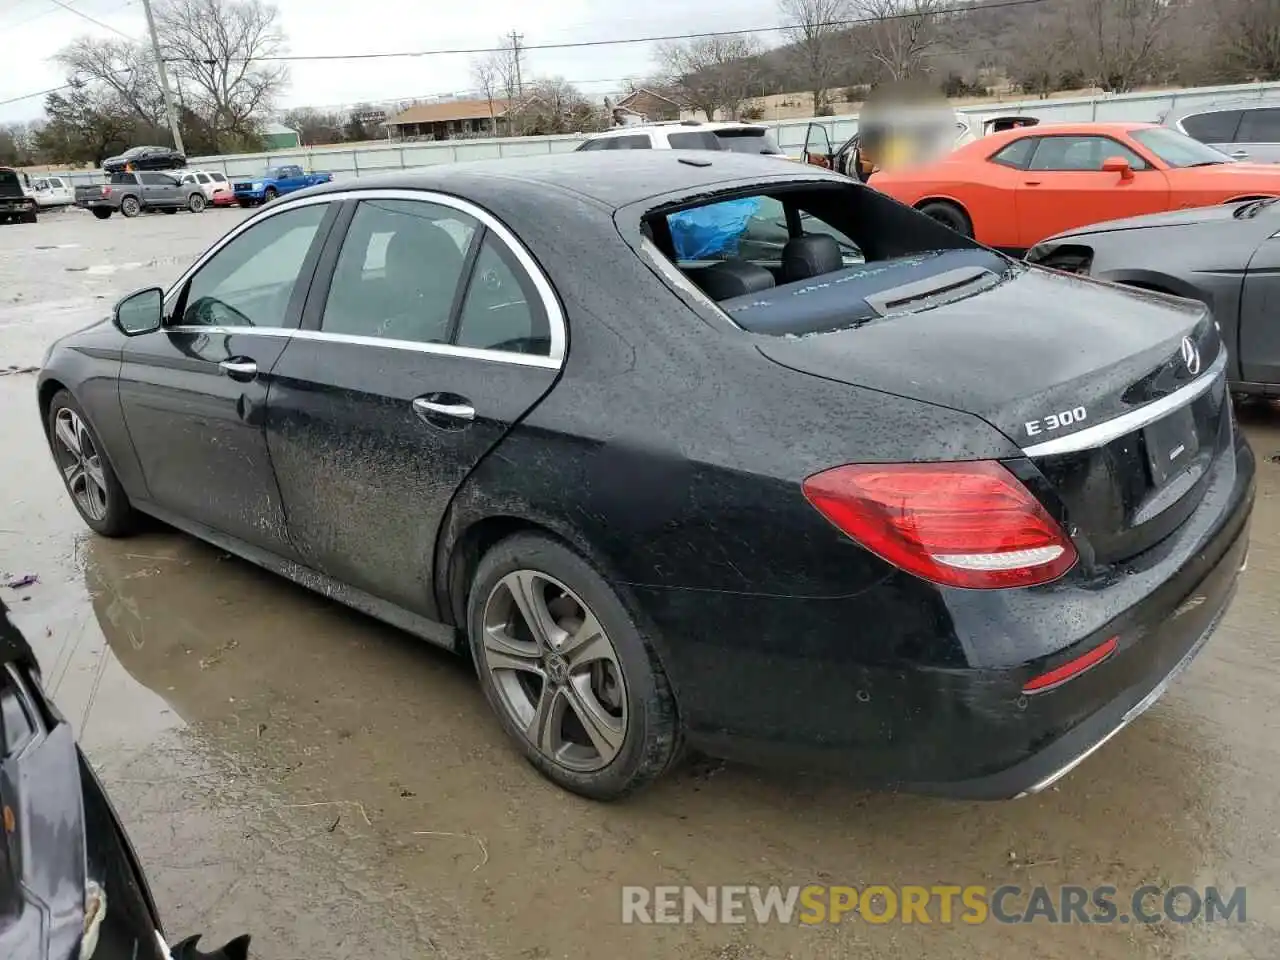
[714,129,783,156]
[1129,128,1233,167]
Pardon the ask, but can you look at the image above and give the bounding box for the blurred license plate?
[1145,405,1199,486]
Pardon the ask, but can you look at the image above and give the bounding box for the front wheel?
[120,196,140,218]
[916,200,973,238]
[188,193,206,213]
[467,533,683,800]
[21,212,37,224]
[46,391,136,537]
[263,187,277,202]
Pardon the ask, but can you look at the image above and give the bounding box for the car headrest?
[696,259,776,301]
[782,234,843,283]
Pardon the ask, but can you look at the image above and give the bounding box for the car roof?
[954,121,1159,155]
[1166,99,1280,119]
[298,151,843,212]
[586,121,768,138]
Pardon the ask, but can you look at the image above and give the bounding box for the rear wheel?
[917,200,973,238]
[120,196,140,218]
[91,208,112,220]
[188,192,206,213]
[46,391,136,537]
[467,533,682,800]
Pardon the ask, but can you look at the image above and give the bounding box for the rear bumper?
[636,431,1255,797]
[75,199,115,209]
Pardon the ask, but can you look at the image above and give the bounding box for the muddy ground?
[2,208,1279,959]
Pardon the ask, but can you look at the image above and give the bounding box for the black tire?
[188,193,206,213]
[120,196,141,218]
[917,200,973,237]
[46,390,136,537]
[91,208,112,220]
[22,212,37,224]
[237,199,252,208]
[467,533,683,800]
[263,187,277,202]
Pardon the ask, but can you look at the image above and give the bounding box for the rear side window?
[668,131,721,150]
[323,198,477,345]
[49,177,64,188]
[1236,108,1280,143]
[989,138,1036,169]
[1181,110,1243,143]
[211,172,228,182]
[140,172,177,185]
[607,136,652,150]
[109,172,136,185]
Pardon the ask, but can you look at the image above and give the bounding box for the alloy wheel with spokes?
[52,407,110,522]
[481,570,628,773]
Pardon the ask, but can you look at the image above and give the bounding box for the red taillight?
[801,461,1077,589]
[102,186,111,197]
[1023,636,1118,694]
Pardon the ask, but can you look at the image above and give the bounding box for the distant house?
[262,122,301,150]
[385,99,520,140]
[613,88,681,124]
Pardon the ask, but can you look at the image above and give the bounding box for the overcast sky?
[0,0,782,123]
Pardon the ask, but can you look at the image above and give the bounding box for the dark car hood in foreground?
[755,262,1212,447]
[1043,202,1257,241]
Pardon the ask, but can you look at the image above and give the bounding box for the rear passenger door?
[1233,108,1280,164]
[139,172,180,207]
[266,192,564,619]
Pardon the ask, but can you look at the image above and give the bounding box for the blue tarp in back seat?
[668,198,765,260]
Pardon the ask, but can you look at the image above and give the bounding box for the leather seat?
[695,259,776,301]
[782,234,842,283]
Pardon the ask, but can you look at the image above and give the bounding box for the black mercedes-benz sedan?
[35,153,1254,801]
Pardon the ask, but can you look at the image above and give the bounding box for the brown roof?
[386,98,515,126]
[617,88,679,109]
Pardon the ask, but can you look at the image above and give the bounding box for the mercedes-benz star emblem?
[1180,336,1201,376]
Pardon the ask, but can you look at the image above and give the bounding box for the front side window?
[455,236,550,355]
[179,204,328,328]
[1027,136,1149,171]
[322,198,477,344]
[1181,110,1243,143]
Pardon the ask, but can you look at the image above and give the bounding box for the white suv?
[576,121,788,157]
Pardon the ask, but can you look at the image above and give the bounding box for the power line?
[163,0,1059,63]
[45,0,134,39]
[0,0,134,32]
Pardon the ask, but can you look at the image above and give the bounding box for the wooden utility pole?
[140,0,185,155]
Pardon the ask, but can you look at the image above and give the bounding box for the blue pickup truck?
[233,164,333,206]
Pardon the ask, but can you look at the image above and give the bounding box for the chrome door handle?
[219,359,258,380]
[1231,150,1249,159]
[413,398,475,422]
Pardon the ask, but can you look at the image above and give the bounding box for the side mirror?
[113,287,164,336]
[1102,156,1134,180]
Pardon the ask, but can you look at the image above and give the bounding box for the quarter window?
[179,204,328,328]
[455,235,550,355]
[322,198,477,345]
[990,138,1036,169]
[1027,136,1148,171]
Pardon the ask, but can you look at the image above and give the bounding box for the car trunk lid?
[755,266,1229,565]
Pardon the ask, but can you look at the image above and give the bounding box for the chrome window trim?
[162,188,567,368]
[1021,349,1227,458]
[164,325,295,337]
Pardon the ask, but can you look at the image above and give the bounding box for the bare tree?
[853,0,946,81]
[779,0,850,114]
[1005,10,1072,96]
[281,107,343,145]
[1213,0,1280,80]
[54,38,165,128]
[1062,0,1170,92]
[520,77,604,134]
[655,34,764,120]
[155,0,289,149]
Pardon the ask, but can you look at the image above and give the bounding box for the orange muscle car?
[869,122,1280,253]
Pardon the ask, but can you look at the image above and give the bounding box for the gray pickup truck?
[74,171,207,219]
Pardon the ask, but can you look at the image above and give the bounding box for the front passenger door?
[267,195,562,618]
[119,201,336,553]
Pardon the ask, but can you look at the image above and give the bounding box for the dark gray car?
[1027,198,1280,396]
[74,172,206,220]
